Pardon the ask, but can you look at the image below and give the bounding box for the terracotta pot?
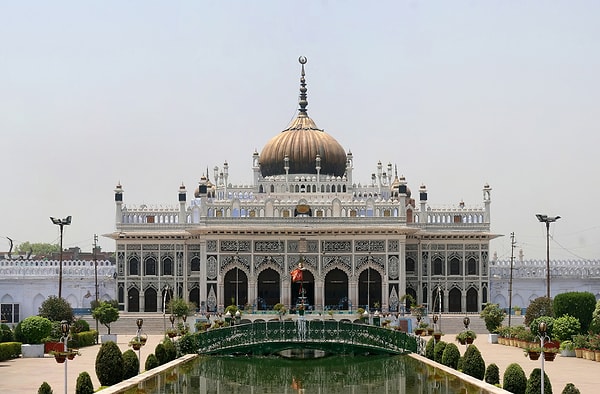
[132,343,141,350]
[528,351,541,360]
[575,348,583,358]
[595,351,600,362]
[466,337,474,344]
[54,354,66,363]
[544,352,556,362]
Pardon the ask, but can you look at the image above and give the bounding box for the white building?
[490,251,600,311]
[0,259,116,323]
[106,57,496,314]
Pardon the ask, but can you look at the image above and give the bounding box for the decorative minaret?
[483,183,492,223]
[252,150,261,187]
[419,184,428,222]
[298,56,308,115]
[284,154,290,191]
[114,182,123,225]
[315,154,321,190]
[377,161,383,193]
[346,151,353,186]
[223,161,229,194]
[178,183,187,224]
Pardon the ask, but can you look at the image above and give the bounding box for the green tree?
[554,292,596,333]
[92,301,119,334]
[479,303,506,333]
[16,242,59,256]
[525,297,554,326]
[167,297,193,319]
[38,296,74,322]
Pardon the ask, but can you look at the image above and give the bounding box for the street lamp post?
[536,214,561,298]
[60,320,70,394]
[93,234,99,344]
[136,318,144,374]
[538,321,551,394]
[50,216,72,299]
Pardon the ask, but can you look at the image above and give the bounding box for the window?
[467,258,477,275]
[406,257,415,273]
[0,303,19,323]
[145,257,156,276]
[191,256,200,272]
[162,257,173,276]
[449,257,460,275]
[433,257,443,275]
[129,257,139,276]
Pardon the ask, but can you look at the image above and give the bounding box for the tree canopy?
[15,242,59,256]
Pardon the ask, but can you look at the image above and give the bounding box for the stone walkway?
[0,333,598,393]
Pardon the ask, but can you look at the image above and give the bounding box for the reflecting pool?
[125,354,490,393]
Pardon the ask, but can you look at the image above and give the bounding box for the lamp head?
[60,320,70,335]
[463,316,470,329]
[539,321,547,335]
[136,318,144,329]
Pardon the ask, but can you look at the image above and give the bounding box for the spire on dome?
[298,56,308,115]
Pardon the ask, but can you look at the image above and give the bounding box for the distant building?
[489,250,600,311]
[106,57,496,314]
[0,258,116,323]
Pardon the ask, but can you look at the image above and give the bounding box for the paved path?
[1,333,598,393]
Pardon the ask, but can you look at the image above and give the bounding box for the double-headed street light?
[50,216,72,299]
[535,214,561,298]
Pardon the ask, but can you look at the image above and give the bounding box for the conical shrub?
[122,349,140,379]
[462,344,485,380]
[503,363,527,394]
[75,371,94,394]
[95,341,124,386]
[525,368,552,394]
[484,363,500,385]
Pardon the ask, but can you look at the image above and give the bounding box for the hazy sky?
[1,1,599,261]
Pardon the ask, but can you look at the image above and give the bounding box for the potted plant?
[559,340,576,357]
[513,306,522,316]
[480,303,505,344]
[456,330,477,345]
[92,300,119,343]
[572,334,588,358]
[18,316,53,358]
[433,331,444,341]
[50,348,79,363]
[128,336,145,350]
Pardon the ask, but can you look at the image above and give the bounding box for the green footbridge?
[191,319,419,356]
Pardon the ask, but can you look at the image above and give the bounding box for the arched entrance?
[324,268,348,310]
[358,268,382,310]
[161,287,173,312]
[466,287,479,312]
[224,268,248,308]
[449,288,462,312]
[189,287,200,312]
[257,268,280,310]
[291,270,315,309]
[128,287,139,312]
[144,287,157,312]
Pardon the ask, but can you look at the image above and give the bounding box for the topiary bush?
[75,371,94,394]
[38,381,53,394]
[440,342,460,369]
[38,296,74,323]
[561,383,581,394]
[155,342,168,365]
[177,333,198,355]
[462,344,485,380]
[425,337,435,360]
[484,363,500,385]
[162,338,177,361]
[456,355,464,371]
[0,342,22,361]
[95,341,124,386]
[590,300,600,334]
[553,314,581,342]
[554,292,596,333]
[433,340,447,363]
[145,353,160,370]
[503,363,527,394]
[19,316,52,344]
[0,323,14,342]
[525,368,552,394]
[480,303,506,333]
[122,349,140,380]
[525,297,554,326]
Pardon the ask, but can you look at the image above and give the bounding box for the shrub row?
[69,330,97,348]
[0,341,21,361]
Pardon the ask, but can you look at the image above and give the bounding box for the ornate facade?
[108,58,496,314]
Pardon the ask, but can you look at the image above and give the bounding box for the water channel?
[125,354,488,393]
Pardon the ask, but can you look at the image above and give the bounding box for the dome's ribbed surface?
[259,114,347,177]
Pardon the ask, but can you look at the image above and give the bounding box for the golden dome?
[259,56,347,178]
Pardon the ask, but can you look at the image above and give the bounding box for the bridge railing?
[189,320,418,355]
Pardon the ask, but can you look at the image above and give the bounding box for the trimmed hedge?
[38,381,53,394]
[162,338,177,362]
[433,341,447,363]
[145,353,160,371]
[440,342,460,369]
[155,343,168,365]
[484,363,500,385]
[553,315,581,342]
[462,344,485,380]
[69,331,97,348]
[95,341,124,386]
[425,337,435,360]
[122,349,139,380]
[0,342,22,361]
[75,371,94,394]
[554,292,596,333]
[503,363,527,394]
[525,368,552,394]
[561,383,581,394]
[0,323,14,342]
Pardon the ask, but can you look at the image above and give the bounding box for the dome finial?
[298,56,308,115]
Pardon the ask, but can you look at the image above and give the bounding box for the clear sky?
[1,1,599,261]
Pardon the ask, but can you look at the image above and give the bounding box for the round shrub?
[38,295,74,323]
[38,381,53,394]
[525,368,552,394]
[155,342,168,365]
[433,340,447,363]
[484,363,500,385]
[525,297,554,326]
[0,323,14,342]
[75,371,94,394]
[440,342,460,369]
[122,349,140,380]
[95,341,124,386]
[456,355,464,371]
[503,363,527,394]
[145,353,160,371]
[553,314,581,342]
[162,338,177,361]
[462,344,485,380]
[20,316,52,344]
[425,337,435,360]
[561,383,581,394]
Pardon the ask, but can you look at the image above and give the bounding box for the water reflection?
[129,355,486,394]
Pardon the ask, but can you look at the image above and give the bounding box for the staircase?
[80,313,175,335]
